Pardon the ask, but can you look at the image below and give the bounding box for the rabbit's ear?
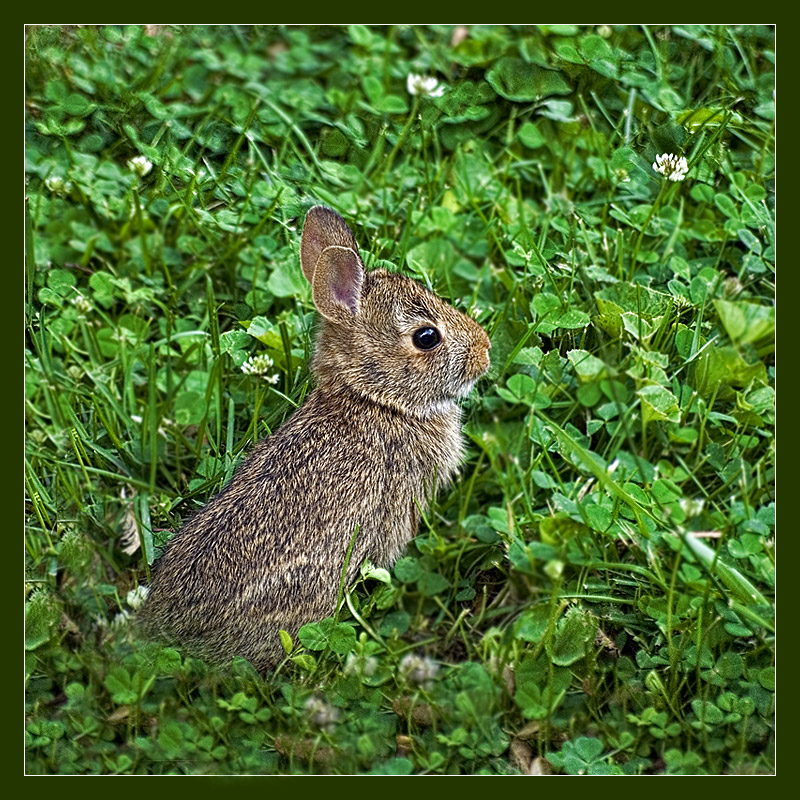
[300,206,360,283]
[311,246,364,323]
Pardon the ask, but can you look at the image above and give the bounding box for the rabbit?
[140,206,491,671]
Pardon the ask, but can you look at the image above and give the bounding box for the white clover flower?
[613,167,631,184]
[399,653,440,687]
[127,155,153,177]
[241,354,273,374]
[44,175,73,195]
[597,25,613,39]
[241,354,280,383]
[344,652,378,678]
[679,497,706,518]
[71,294,92,314]
[304,696,340,730]
[652,152,689,182]
[110,609,131,629]
[125,585,150,610]
[723,276,743,299]
[406,73,446,98]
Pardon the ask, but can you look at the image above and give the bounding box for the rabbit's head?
[300,206,491,418]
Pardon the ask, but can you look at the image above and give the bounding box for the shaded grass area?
[25,24,774,775]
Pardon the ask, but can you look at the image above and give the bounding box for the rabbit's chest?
[420,405,465,485]
[363,409,464,557]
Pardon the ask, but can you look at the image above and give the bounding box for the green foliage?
[26,24,774,775]
[547,737,623,775]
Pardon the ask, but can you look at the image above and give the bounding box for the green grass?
[25,24,775,775]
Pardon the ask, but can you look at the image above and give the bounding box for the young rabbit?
[141,206,491,671]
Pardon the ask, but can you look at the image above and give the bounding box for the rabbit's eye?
[412,326,441,351]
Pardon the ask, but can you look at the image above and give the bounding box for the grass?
[25,24,775,776]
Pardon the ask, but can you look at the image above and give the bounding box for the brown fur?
[141,207,491,670]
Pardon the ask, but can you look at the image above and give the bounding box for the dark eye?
[412,326,441,351]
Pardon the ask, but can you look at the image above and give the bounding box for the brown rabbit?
[141,206,491,671]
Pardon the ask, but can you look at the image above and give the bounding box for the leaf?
[531,292,561,317]
[219,329,251,354]
[327,622,357,654]
[621,311,663,341]
[47,268,77,296]
[25,591,61,651]
[714,193,739,218]
[507,534,537,575]
[518,121,546,148]
[567,349,606,381]
[378,610,410,637]
[681,531,768,606]
[394,556,423,583]
[553,39,581,63]
[157,722,186,756]
[515,682,548,719]
[279,629,293,655]
[584,502,612,532]
[362,75,385,104]
[290,654,317,671]
[651,479,682,505]
[45,79,68,102]
[297,619,334,651]
[497,373,535,404]
[104,668,138,705]
[514,606,552,643]
[348,24,373,47]
[244,316,282,348]
[154,648,182,673]
[268,262,306,297]
[714,299,775,345]
[514,654,570,719]
[462,514,500,543]
[737,228,762,255]
[513,346,543,366]
[677,107,735,132]
[580,34,613,61]
[486,57,571,102]
[637,383,681,424]
[594,284,672,338]
[758,667,775,691]
[375,95,408,114]
[574,737,605,762]
[547,607,598,666]
[437,80,495,120]
[174,390,207,426]
[418,571,449,596]
[690,344,767,397]
[89,271,115,307]
[377,757,414,775]
[62,92,91,115]
[37,287,63,308]
[691,700,724,725]
[556,308,590,329]
[360,561,392,584]
[702,652,744,686]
